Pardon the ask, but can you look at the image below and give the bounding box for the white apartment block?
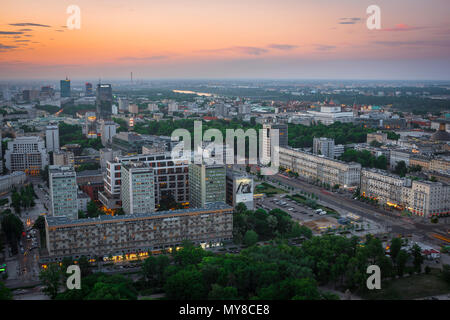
[121,162,155,215]
[360,168,411,205]
[279,146,361,188]
[100,120,117,146]
[313,137,335,158]
[402,181,450,218]
[49,165,78,219]
[5,136,48,175]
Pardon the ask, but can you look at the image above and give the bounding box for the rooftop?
[46,202,232,227]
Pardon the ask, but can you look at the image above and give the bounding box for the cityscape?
[0,0,449,309]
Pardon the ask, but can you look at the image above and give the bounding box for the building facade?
[45,125,60,153]
[5,136,48,175]
[44,202,233,261]
[313,137,335,158]
[261,123,288,164]
[99,152,189,209]
[226,170,254,210]
[49,166,78,219]
[279,146,361,188]
[121,162,155,215]
[189,163,226,208]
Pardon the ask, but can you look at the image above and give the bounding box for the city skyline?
[0,0,449,80]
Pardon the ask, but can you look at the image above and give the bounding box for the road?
[253,169,449,246]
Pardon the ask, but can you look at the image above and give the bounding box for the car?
[288,208,294,211]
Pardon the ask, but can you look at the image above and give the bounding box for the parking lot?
[255,194,387,237]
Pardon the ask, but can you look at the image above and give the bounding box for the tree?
[164,268,207,300]
[390,238,402,263]
[396,250,409,277]
[442,264,450,285]
[39,263,62,299]
[243,230,258,247]
[87,201,100,218]
[411,244,423,273]
[394,161,407,177]
[0,282,12,300]
[208,284,239,300]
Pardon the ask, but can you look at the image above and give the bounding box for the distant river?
[173,90,213,97]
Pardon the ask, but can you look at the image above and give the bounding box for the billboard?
[235,177,253,205]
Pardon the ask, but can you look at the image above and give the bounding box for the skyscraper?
[121,162,155,215]
[189,163,226,208]
[60,78,71,98]
[85,112,98,139]
[96,84,113,120]
[85,82,93,96]
[49,165,78,219]
[45,125,60,153]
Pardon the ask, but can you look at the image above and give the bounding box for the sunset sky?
[1,0,449,80]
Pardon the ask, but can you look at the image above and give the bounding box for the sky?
[0,0,449,80]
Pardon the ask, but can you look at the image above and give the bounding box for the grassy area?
[361,268,450,300]
[255,182,286,196]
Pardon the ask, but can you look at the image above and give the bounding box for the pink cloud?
[381,24,424,32]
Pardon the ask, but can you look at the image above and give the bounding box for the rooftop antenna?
[131,72,133,84]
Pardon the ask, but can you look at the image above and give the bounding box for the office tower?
[40,86,55,99]
[85,112,97,139]
[261,123,288,164]
[189,163,226,208]
[226,170,254,210]
[100,120,117,146]
[96,83,113,120]
[49,165,78,219]
[121,162,155,215]
[85,82,93,96]
[118,97,129,111]
[313,137,335,158]
[5,136,48,175]
[45,125,60,153]
[60,78,71,98]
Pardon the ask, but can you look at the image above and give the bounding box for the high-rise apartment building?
[96,84,113,120]
[60,78,71,98]
[5,136,48,175]
[262,123,288,164]
[99,152,189,209]
[313,137,335,158]
[189,163,226,208]
[45,125,60,153]
[49,165,78,219]
[121,162,155,215]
